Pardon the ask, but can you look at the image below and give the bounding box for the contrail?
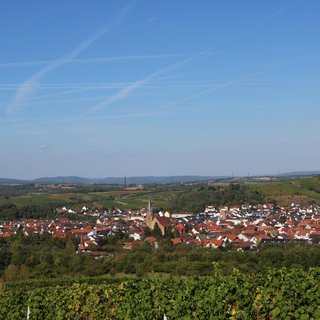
[255,0,305,27]
[0,53,188,68]
[79,0,305,117]
[78,57,227,117]
[158,54,313,111]
[159,73,262,110]
[80,49,211,117]
[6,1,135,114]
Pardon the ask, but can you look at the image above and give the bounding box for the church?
[145,197,169,236]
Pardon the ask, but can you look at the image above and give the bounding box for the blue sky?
[1,0,319,179]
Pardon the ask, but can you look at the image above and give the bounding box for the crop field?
[0,189,180,211]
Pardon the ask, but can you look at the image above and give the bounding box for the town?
[1,200,320,255]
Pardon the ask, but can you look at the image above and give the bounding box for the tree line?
[1,233,320,281]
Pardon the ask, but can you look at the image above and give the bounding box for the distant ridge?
[0,175,224,185]
[276,171,320,177]
[1,171,319,185]
[0,178,27,184]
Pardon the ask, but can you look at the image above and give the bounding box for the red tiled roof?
[0,231,15,237]
[171,238,183,245]
[52,231,67,239]
[204,239,223,248]
[156,216,169,227]
[175,224,185,231]
[123,240,143,249]
[187,239,202,246]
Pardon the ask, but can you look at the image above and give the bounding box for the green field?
[0,189,180,211]
[0,176,319,211]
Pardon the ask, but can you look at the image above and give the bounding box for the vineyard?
[0,268,319,319]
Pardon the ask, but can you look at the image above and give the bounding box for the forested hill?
[168,184,264,212]
[167,176,320,211]
[248,175,320,206]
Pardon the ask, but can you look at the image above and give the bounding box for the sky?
[0,0,319,179]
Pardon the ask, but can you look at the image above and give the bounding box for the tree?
[0,239,10,273]
[151,223,163,239]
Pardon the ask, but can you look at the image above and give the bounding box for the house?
[175,223,185,234]
[123,240,143,250]
[203,239,224,249]
[237,241,255,251]
[186,238,202,247]
[171,238,183,245]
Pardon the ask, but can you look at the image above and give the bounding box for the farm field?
[0,189,180,211]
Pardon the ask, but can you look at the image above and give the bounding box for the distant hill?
[1,175,224,185]
[276,171,320,177]
[33,176,95,184]
[1,171,319,185]
[0,178,28,184]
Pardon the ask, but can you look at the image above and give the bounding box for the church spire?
[147,196,153,213]
[146,197,154,229]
